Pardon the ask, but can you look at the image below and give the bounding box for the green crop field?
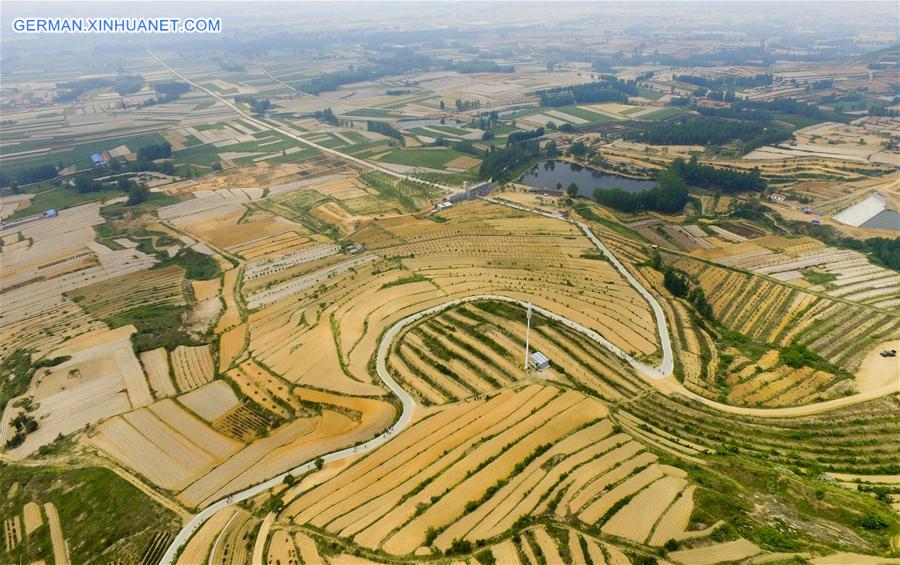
[1,132,168,177]
[373,147,475,169]
[0,464,179,564]
[556,105,616,123]
[638,87,666,100]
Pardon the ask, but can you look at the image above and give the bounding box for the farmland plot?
[670,254,900,382]
[177,386,391,508]
[170,344,215,392]
[696,237,900,309]
[174,507,236,565]
[178,380,240,421]
[3,326,151,458]
[281,385,706,555]
[391,300,646,406]
[3,515,21,551]
[669,538,762,564]
[44,502,68,565]
[22,502,42,536]
[64,265,186,319]
[624,391,900,476]
[266,529,298,565]
[89,399,241,491]
[140,348,177,398]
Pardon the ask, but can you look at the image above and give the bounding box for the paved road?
[150,53,891,560]
[159,300,420,564]
[483,197,900,416]
[159,289,671,564]
[483,197,674,379]
[150,51,458,196]
[158,199,895,561]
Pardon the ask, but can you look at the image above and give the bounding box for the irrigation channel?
[159,202,675,563]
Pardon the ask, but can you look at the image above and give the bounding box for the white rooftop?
[530,351,549,364]
[833,193,886,227]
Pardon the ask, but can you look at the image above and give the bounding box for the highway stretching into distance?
[150,51,459,196]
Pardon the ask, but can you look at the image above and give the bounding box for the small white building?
[529,351,550,372]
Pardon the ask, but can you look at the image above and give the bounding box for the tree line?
[537,78,637,107]
[658,260,714,320]
[592,168,688,214]
[670,156,767,192]
[300,68,385,95]
[235,95,272,115]
[445,61,513,74]
[709,97,848,123]
[675,73,773,91]
[367,120,404,144]
[137,81,191,108]
[478,127,553,182]
[626,116,793,154]
[55,75,145,102]
[315,107,339,125]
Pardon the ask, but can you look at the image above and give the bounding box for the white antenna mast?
[524,303,532,370]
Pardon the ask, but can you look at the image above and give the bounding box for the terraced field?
[279,385,711,558]
[669,254,900,389]
[621,391,900,476]
[64,265,187,319]
[390,300,645,406]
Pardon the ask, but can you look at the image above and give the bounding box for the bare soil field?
[178,380,240,421]
[140,348,177,398]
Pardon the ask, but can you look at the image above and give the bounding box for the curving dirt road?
[159,198,897,562]
[483,196,900,416]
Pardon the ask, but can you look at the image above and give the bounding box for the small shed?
[91,153,108,166]
[529,351,550,372]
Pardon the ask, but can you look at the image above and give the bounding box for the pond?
[518,160,656,198]
[861,209,900,232]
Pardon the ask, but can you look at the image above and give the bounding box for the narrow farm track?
[160,197,896,562]
[482,197,900,415]
[149,51,458,196]
[159,290,669,563]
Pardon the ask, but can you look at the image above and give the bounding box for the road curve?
[483,197,674,379]
[159,300,420,564]
[483,197,900,416]
[159,200,893,561]
[158,289,670,564]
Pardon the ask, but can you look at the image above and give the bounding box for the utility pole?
[524,303,532,371]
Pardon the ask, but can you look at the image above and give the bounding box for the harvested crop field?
[281,384,705,555]
[65,265,186,319]
[88,399,242,491]
[140,347,177,398]
[44,502,68,565]
[3,325,151,458]
[22,501,42,535]
[390,300,647,406]
[170,344,216,392]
